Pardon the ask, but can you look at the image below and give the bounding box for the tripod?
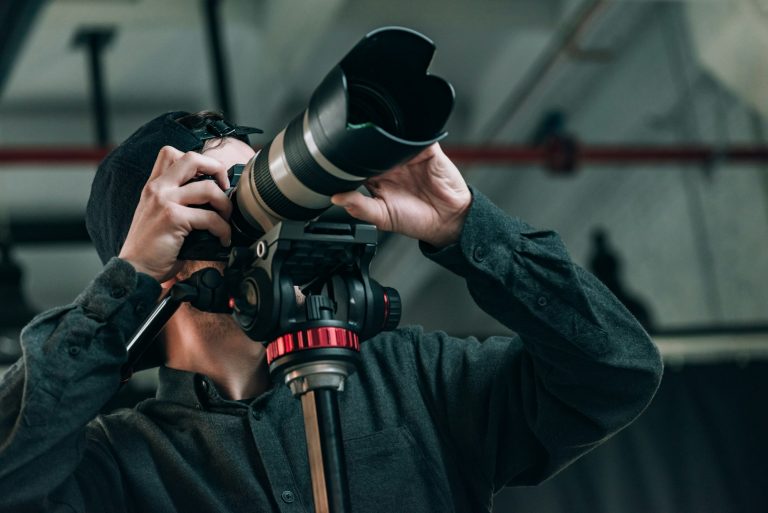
[123,220,400,513]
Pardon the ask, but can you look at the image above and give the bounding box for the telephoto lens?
[233,26,455,235]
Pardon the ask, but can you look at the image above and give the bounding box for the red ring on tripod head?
[266,327,360,365]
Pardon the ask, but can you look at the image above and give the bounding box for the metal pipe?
[2,145,767,166]
[0,147,111,163]
[446,144,768,165]
[72,28,115,147]
[203,0,233,117]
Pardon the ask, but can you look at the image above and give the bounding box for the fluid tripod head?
[226,219,401,389]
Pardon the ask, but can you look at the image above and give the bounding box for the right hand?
[118,146,232,283]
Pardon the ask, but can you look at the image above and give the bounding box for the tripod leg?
[314,388,351,513]
[300,388,351,513]
[302,391,330,513]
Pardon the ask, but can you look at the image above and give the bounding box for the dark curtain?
[493,361,768,513]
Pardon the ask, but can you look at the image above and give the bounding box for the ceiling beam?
[0,0,48,100]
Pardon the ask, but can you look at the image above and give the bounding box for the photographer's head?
[85,112,267,394]
[86,110,260,266]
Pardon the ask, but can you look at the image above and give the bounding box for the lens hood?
[306,26,455,176]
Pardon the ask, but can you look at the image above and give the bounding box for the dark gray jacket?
[0,191,662,512]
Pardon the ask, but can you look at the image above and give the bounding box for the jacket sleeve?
[0,258,160,513]
[409,187,663,493]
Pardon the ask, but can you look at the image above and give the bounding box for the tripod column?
[267,326,360,513]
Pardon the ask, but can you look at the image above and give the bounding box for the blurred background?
[1,0,767,511]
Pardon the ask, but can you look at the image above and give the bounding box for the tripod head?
[228,219,400,391]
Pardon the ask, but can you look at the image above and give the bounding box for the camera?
[181,26,454,260]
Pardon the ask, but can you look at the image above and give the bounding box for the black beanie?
[86,111,260,264]
[86,112,203,264]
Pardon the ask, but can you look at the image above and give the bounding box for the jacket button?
[68,345,81,356]
[537,296,548,307]
[251,410,262,420]
[281,490,295,503]
[472,245,488,262]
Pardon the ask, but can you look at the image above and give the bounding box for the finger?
[331,191,390,229]
[149,146,185,180]
[156,151,228,188]
[173,181,233,219]
[192,151,230,190]
[183,207,233,247]
[202,161,230,191]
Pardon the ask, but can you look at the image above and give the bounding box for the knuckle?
[180,151,197,163]
[144,180,162,196]
[158,145,178,158]
[144,185,171,209]
[162,204,180,223]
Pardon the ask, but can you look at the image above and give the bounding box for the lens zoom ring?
[252,142,328,220]
[284,114,363,196]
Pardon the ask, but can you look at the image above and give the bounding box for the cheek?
[177,261,226,280]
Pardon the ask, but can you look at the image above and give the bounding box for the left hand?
[331,143,472,248]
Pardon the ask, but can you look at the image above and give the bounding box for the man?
[0,111,662,512]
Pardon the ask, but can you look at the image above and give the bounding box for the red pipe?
[445,145,768,165]
[0,144,767,166]
[0,146,112,164]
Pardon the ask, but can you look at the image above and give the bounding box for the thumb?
[331,191,389,229]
